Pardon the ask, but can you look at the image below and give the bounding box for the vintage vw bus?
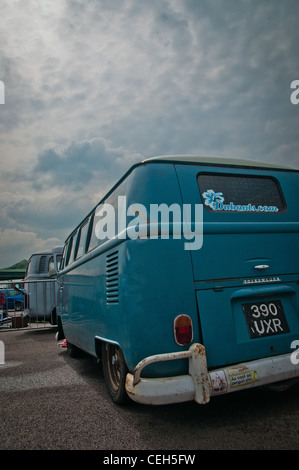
[24,246,63,324]
[56,156,299,405]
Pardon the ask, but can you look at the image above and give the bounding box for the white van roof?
[29,247,63,258]
[143,155,294,170]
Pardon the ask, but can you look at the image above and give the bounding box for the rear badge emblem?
[243,277,281,285]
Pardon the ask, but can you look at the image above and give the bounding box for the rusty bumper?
[125,343,299,405]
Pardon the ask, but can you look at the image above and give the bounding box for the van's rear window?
[198,173,286,213]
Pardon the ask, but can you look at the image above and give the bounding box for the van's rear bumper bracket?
[125,343,299,405]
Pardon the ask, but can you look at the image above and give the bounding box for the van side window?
[61,243,68,270]
[198,173,286,213]
[39,255,47,272]
[75,219,90,260]
[68,231,78,265]
[87,212,99,252]
[48,256,54,273]
[65,238,74,267]
[56,255,62,270]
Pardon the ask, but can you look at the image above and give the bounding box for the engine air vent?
[106,251,119,304]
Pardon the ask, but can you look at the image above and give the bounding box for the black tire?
[56,317,65,341]
[66,341,81,358]
[102,342,129,404]
[49,308,57,325]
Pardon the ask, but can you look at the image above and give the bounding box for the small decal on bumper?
[228,370,260,388]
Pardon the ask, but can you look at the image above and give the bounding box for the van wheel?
[102,343,129,404]
[66,341,81,358]
[50,308,57,325]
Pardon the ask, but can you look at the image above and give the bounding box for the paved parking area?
[0,328,298,451]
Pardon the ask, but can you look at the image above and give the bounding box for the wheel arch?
[94,335,124,360]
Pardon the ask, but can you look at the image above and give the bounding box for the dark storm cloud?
[33,138,141,190]
[58,0,298,165]
[0,0,298,266]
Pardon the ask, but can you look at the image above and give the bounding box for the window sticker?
[198,173,286,213]
[202,189,279,213]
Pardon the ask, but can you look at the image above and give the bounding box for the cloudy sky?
[0,0,298,268]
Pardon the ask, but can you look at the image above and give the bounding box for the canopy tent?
[0,260,28,281]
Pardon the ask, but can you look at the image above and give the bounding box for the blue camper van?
[56,156,299,405]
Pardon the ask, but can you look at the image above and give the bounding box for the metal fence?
[0,279,58,331]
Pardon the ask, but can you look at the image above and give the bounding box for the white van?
[24,247,63,324]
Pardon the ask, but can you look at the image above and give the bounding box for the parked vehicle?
[24,247,63,324]
[1,288,25,311]
[56,156,299,405]
[0,287,25,314]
